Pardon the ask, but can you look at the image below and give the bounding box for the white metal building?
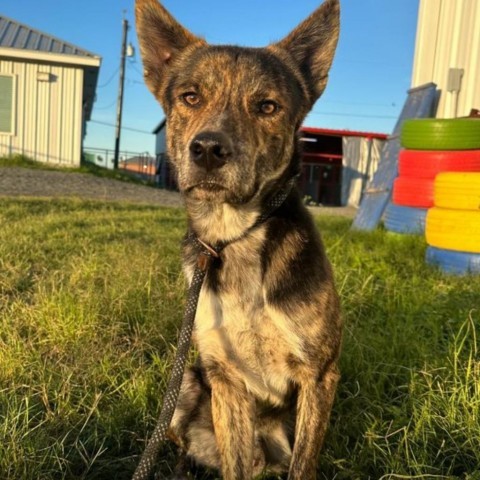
[0,15,101,166]
[412,0,480,118]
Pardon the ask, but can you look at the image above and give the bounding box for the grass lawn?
[1,198,479,480]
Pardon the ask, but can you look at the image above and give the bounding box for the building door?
[301,161,342,206]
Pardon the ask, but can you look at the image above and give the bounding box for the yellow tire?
[434,172,480,210]
[426,207,480,253]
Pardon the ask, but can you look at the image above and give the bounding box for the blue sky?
[3,0,419,156]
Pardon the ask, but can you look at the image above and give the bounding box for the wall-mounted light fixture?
[37,71,51,82]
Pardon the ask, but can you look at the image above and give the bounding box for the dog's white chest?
[194,276,302,405]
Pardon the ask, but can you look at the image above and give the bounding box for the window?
[0,75,14,134]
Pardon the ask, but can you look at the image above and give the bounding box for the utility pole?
[113,17,128,169]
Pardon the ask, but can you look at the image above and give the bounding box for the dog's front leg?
[209,368,255,480]
[288,362,339,480]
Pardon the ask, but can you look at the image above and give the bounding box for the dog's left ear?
[271,0,340,104]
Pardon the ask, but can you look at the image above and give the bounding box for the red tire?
[399,149,480,179]
[392,177,434,208]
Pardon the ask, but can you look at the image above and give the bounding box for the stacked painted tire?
[426,172,480,274]
[399,118,480,274]
[385,119,480,235]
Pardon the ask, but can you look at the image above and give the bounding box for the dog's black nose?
[190,132,232,171]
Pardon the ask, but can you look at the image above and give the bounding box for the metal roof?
[0,14,98,58]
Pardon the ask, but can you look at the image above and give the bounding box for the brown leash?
[131,176,298,480]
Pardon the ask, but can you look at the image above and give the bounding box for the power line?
[94,99,117,110]
[310,110,397,120]
[322,100,397,108]
[90,119,152,135]
[126,78,145,86]
[128,60,145,78]
[98,67,120,88]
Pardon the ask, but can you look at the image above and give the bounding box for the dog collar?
[189,174,299,271]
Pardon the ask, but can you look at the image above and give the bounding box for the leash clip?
[197,252,212,272]
[195,238,219,272]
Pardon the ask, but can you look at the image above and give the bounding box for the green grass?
[0,198,479,479]
[0,155,153,186]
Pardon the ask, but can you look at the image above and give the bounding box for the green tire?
[401,119,480,150]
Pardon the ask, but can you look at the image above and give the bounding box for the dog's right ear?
[135,0,204,97]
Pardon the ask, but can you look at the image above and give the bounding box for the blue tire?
[426,247,480,275]
[383,203,428,234]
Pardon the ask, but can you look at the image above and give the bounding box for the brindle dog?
[135,1,342,478]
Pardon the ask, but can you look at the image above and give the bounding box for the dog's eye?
[182,92,201,107]
[259,100,278,115]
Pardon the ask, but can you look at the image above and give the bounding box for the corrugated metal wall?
[412,0,480,118]
[341,137,383,207]
[155,127,166,156]
[0,58,84,165]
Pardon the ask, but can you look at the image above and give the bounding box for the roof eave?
[301,126,388,140]
[0,46,101,68]
[152,118,166,134]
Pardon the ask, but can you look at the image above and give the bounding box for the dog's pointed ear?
[271,0,340,104]
[135,0,205,96]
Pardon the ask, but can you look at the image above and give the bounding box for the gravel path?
[0,167,183,207]
[0,167,356,217]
